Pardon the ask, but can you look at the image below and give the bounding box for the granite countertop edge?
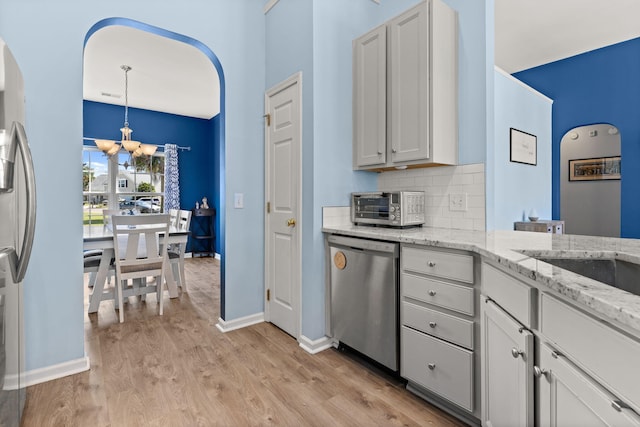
[322,224,640,335]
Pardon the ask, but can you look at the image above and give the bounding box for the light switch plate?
[449,193,467,211]
[234,193,244,209]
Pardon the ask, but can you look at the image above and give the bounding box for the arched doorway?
[82,18,226,319]
[560,123,621,237]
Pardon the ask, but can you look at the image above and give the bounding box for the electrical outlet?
[449,193,467,212]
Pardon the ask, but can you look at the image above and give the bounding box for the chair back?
[177,209,192,232]
[103,209,122,232]
[111,214,170,281]
[168,209,179,228]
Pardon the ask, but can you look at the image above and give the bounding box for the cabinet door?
[388,2,429,164]
[538,343,640,427]
[353,24,386,167]
[481,296,534,427]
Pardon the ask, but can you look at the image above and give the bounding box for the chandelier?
[94,65,157,157]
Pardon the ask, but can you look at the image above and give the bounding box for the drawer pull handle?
[428,290,437,296]
[511,348,524,359]
[428,261,436,267]
[429,322,437,328]
[611,400,632,412]
[428,363,436,370]
[533,366,548,378]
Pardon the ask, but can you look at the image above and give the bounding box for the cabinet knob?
[392,148,397,153]
[533,366,548,378]
[377,150,383,155]
[428,290,436,297]
[511,348,524,359]
[428,363,436,370]
[428,261,436,267]
[429,322,437,328]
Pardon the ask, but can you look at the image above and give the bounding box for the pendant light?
[94,64,158,157]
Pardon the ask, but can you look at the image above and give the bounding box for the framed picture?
[569,156,621,181]
[510,128,537,165]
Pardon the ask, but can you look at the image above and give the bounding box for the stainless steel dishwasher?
[328,234,399,371]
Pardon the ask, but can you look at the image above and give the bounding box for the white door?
[264,73,301,339]
[481,296,534,427]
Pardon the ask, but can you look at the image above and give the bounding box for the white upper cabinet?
[353,24,387,167]
[388,4,430,163]
[353,0,458,171]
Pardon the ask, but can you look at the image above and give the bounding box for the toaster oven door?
[353,195,390,222]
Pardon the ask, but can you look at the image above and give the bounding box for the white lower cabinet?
[402,326,474,411]
[538,343,640,427]
[481,261,640,426]
[480,295,534,427]
[400,244,478,422]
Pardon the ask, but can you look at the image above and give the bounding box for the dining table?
[83,223,190,313]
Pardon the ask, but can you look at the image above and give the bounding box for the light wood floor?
[21,257,465,426]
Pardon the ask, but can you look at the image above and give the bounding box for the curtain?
[164,144,180,212]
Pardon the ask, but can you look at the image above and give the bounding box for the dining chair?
[168,208,179,229]
[83,209,122,287]
[111,214,171,323]
[169,209,192,291]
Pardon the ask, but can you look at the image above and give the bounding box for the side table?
[191,208,216,257]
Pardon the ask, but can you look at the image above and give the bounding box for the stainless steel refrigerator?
[0,38,36,426]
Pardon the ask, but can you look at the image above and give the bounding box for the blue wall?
[0,1,264,372]
[514,37,640,238]
[492,69,552,229]
[83,100,219,253]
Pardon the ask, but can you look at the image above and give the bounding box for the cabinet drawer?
[482,263,535,328]
[402,246,474,284]
[540,293,640,410]
[402,273,474,316]
[401,326,474,411]
[403,301,474,349]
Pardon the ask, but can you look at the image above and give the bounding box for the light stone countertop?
[322,224,640,335]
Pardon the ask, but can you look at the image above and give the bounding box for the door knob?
[286,218,296,227]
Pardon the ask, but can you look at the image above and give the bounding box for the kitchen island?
[323,224,640,426]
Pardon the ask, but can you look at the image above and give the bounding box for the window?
[83,146,165,228]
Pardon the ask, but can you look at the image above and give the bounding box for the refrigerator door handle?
[10,122,36,283]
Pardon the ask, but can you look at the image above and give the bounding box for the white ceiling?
[495,0,640,74]
[83,2,640,118]
[83,25,219,120]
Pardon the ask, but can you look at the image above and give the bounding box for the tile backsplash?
[378,163,486,231]
[322,206,351,228]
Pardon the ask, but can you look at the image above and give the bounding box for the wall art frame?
[569,156,621,181]
[510,128,537,166]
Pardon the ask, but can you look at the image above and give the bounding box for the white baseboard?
[12,355,91,389]
[299,335,334,354]
[216,313,264,333]
[185,252,221,260]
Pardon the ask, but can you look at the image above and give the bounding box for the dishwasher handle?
[327,234,398,256]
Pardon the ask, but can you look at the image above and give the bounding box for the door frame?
[263,71,303,340]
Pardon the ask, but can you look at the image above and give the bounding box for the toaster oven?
[351,191,425,227]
